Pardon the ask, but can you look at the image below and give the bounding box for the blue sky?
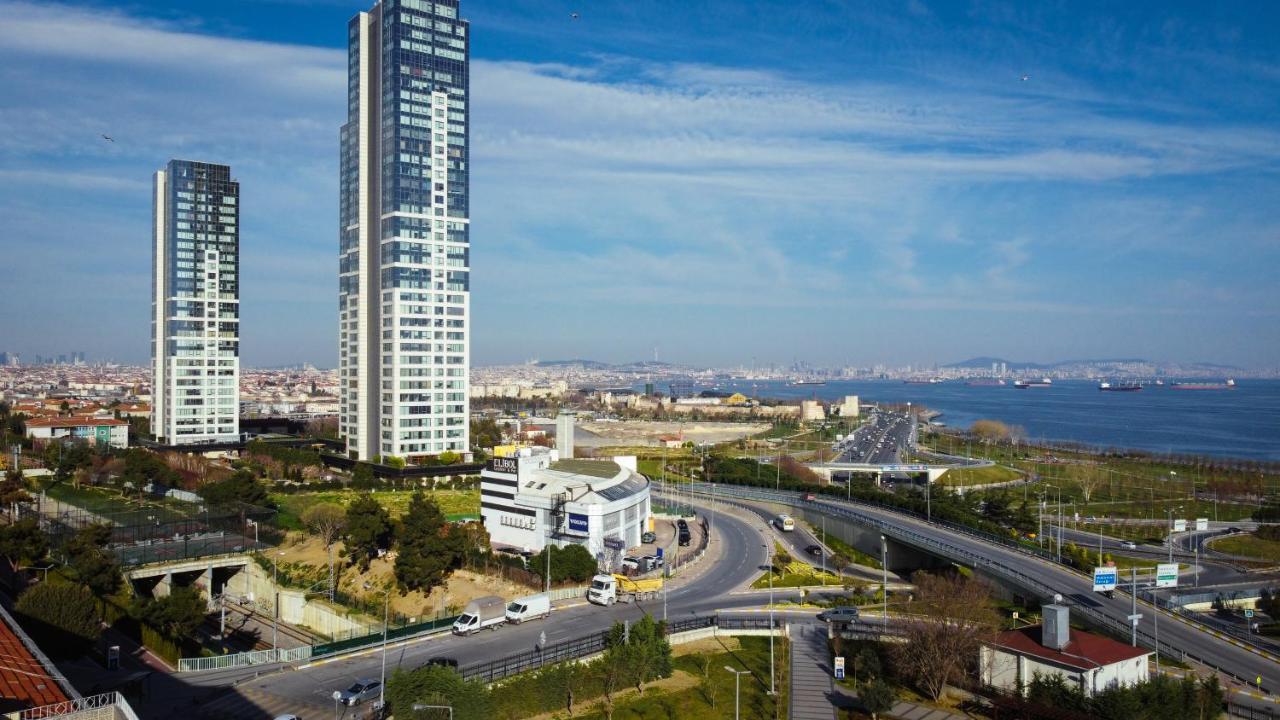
[1,0,1277,369]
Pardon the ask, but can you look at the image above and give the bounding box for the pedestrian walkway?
[789,622,836,720]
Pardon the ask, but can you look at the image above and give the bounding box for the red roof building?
[981,606,1152,697]
[0,602,73,714]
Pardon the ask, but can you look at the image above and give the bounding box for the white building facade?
[26,417,129,449]
[338,0,471,462]
[151,160,240,444]
[480,449,651,560]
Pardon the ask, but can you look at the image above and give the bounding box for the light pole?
[1166,506,1182,564]
[763,538,775,696]
[725,666,749,720]
[880,534,888,630]
[364,582,391,714]
[271,551,284,650]
[246,518,259,547]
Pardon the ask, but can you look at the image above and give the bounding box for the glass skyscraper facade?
[339,0,471,461]
[152,160,240,444]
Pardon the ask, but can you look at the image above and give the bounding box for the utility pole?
[1130,566,1139,647]
[881,534,888,631]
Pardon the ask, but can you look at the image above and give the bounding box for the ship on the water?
[1170,379,1236,390]
[1014,377,1053,389]
[788,379,827,386]
[903,378,942,384]
[1099,381,1142,392]
[966,379,1006,387]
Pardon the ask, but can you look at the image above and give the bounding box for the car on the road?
[337,679,381,706]
[641,531,657,544]
[676,518,689,530]
[817,606,860,623]
[273,716,300,720]
[804,544,823,557]
[1120,541,1137,550]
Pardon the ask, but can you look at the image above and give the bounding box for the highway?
[695,483,1280,696]
[831,410,914,465]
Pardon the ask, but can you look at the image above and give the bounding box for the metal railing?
[17,692,139,720]
[176,646,312,673]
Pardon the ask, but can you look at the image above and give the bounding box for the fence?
[177,646,312,673]
[16,692,139,720]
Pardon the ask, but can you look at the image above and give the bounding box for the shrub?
[15,582,99,658]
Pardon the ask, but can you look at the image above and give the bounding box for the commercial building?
[480,448,651,561]
[26,416,129,449]
[980,605,1151,697]
[837,395,860,419]
[151,160,240,444]
[338,0,471,462]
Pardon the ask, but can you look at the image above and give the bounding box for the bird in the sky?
[101,134,114,142]
[1020,74,1031,82]
[570,11,580,19]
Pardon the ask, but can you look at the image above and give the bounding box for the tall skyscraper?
[152,160,241,444]
[339,0,471,461]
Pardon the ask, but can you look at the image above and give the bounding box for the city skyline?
[1,0,1277,369]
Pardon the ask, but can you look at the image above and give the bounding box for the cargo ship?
[1014,377,1053,389]
[966,379,1006,386]
[903,378,942,384]
[788,379,826,386]
[1170,379,1235,390]
[1098,381,1142,392]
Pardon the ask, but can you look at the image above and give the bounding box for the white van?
[774,514,795,532]
[505,592,551,623]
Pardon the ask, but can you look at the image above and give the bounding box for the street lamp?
[364,581,392,714]
[762,538,775,696]
[724,666,750,720]
[246,518,259,547]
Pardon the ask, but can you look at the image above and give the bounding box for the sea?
[654,379,1280,462]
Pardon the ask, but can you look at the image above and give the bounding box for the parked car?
[621,556,641,572]
[676,518,689,530]
[641,553,663,568]
[641,531,657,544]
[678,529,691,547]
[817,606,860,623]
[505,593,552,623]
[337,679,381,706]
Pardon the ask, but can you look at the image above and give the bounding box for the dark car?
[818,606,860,623]
[676,519,689,530]
[641,531,657,544]
[424,657,458,669]
[678,529,691,547]
[804,544,823,557]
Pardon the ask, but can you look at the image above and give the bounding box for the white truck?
[505,592,551,623]
[452,595,506,635]
[587,573,663,606]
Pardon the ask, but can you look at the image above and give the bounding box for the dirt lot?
[277,534,534,619]
[578,420,769,447]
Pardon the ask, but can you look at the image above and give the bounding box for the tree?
[199,469,270,507]
[15,583,99,658]
[772,547,793,576]
[438,451,461,465]
[0,468,31,517]
[860,678,896,720]
[386,664,491,720]
[345,495,393,570]
[970,419,1011,443]
[65,523,121,596]
[530,543,599,585]
[136,586,207,638]
[395,491,463,592]
[891,571,999,701]
[0,517,48,572]
[1076,467,1106,504]
[301,502,347,546]
[852,645,881,688]
[470,416,503,451]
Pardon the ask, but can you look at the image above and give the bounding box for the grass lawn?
[807,522,882,569]
[936,464,1023,487]
[43,482,199,523]
[583,636,787,720]
[271,488,480,528]
[751,558,842,589]
[1207,533,1280,561]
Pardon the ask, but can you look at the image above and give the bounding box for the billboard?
[1093,567,1118,592]
[834,656,845,679]
[1173,519,1187,532]
[1195,518,1209,531]
[567,513,589,534]
[1156,563,1179,588]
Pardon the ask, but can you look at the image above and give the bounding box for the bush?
[15,582,99,658]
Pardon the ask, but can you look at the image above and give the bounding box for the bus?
[773,514,795,532]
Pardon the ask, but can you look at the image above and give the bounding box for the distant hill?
[944,357,1049,370]
[534,359,613,369]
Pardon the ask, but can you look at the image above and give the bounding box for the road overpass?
[692,482,1280,695]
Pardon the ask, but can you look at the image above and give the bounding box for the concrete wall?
[755,499,951,575]
[223,558,374,639]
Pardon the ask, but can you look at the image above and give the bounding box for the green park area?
[272,488,480,528]
[934,463,1023,487]
[1208,532,1280,562]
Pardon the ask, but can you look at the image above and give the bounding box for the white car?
[1121,541,1137,550]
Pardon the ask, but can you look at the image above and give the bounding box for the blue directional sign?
[1093,567,1118,592]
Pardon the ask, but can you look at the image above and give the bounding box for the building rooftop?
[0,602,72,713]
[989,626,1151,671]
[25,416,128,428]
[549,459,621,479]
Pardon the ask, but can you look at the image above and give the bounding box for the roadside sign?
[1195,518,1208,531]
[1093,567,1119,592]
[1244,609,1254,618]
[834,656,845,679]
[1173,519,1187,532]
[1128,613,1143,623]
[1156,563,1179,588]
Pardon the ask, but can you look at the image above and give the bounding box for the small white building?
[801,399,826,422]
[837,395,860,419]
[480,447,651,560]
[981,605,1151,697]
[26,416,129,449]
